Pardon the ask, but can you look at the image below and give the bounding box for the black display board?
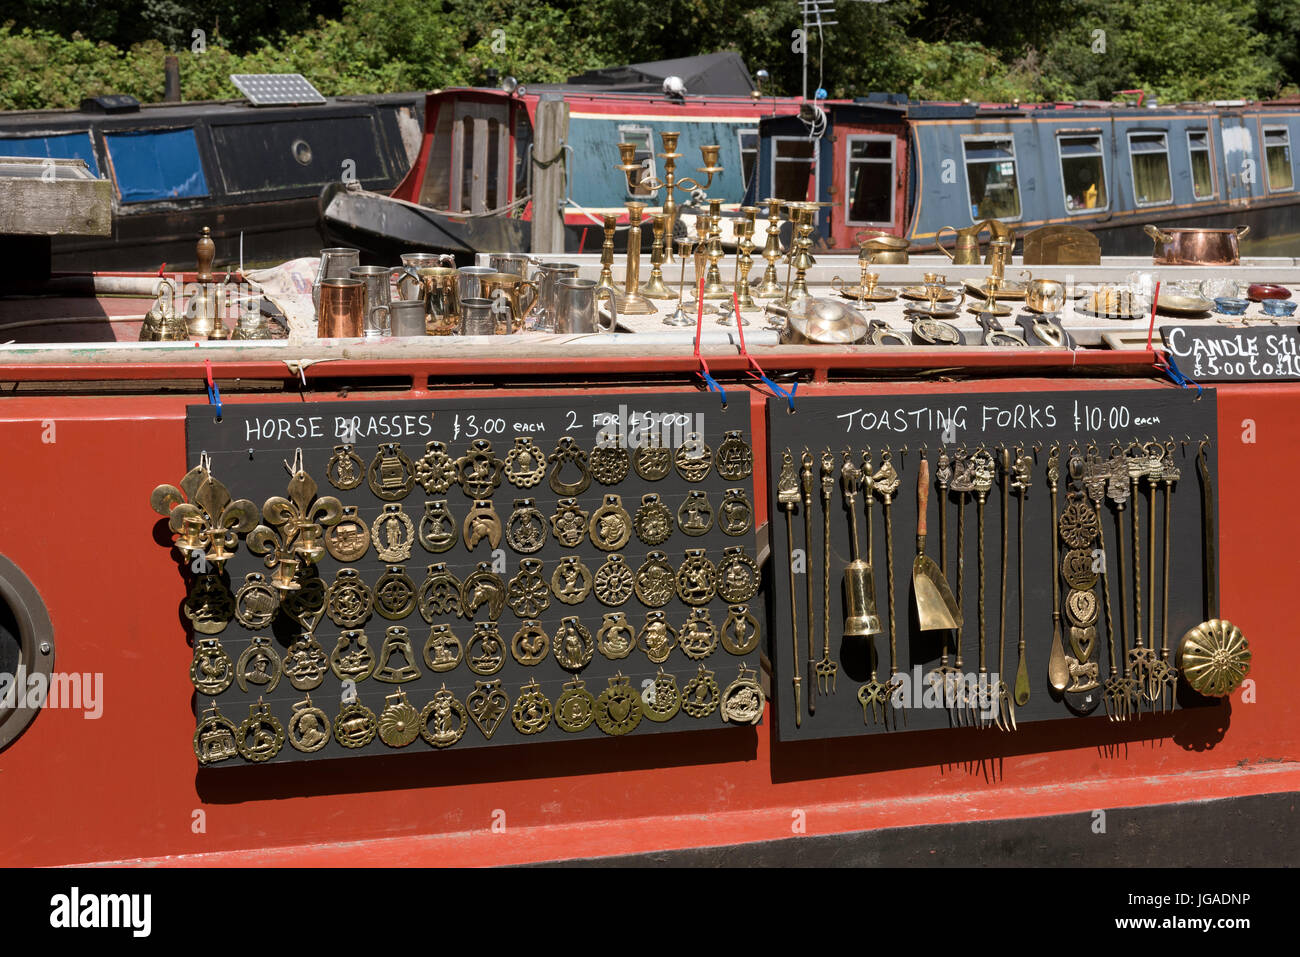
[764,388,1219,741]
[1161,325,1300,381]
[181,393,761,764]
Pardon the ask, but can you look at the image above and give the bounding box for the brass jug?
[936,224,983,266]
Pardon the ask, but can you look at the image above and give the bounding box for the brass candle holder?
[781,206,816,306]
[699,198,730,299]
[754,197,786,298]
[596,213,618,294]
[734,208,758,311]
[615,200,656,315]
[665,237,697,327]
[641,213,674,299]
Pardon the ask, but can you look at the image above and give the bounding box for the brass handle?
[1144,224,1174,244]
[936,226,957,262]
[1235,225,1251,240]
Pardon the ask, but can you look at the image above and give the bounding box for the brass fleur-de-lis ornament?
[150,453,260,571]
[247,450,343,592]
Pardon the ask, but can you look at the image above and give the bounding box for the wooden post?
[530,99,569,255]
[164,56,181,103]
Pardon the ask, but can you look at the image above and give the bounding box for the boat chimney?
[164,55,181,102]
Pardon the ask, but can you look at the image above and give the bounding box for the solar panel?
[230,74,326,107]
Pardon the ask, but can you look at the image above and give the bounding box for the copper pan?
[1144,225,1249,266]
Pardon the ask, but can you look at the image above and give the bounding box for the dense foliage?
[1,0,1295,110]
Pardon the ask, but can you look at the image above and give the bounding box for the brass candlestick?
[596,213,618,293]
[665,238,696,327]
[719,220,754,326]
[641,213,674,299]
[699,198,730,299]
[754,197,786,298]
[782,210,815,306]
[615,201,656,315]
[735,211,758,311]
[693,212,710,284]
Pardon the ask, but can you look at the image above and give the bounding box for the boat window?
[1187,130,1215,199]
[618,125,656,197]
[1057,134,1107,213]
[104,128,207,203]
[1128,131,1173,206]
[1264,126,1293,191]
[844,135,894,226]
[738,129,758,191]
[962,136,1021,221]
[772,136,817,202]
[459,116,475,212]
[513,108,531,201]
[0,131,100,177]
[485,117,501,210]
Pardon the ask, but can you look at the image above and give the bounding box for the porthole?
[292,139,313,166]
[0,554,56,752]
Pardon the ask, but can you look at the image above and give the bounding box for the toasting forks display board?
[177,394,762,765]
[764,389,1220,741]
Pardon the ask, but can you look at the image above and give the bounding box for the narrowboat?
[746,94,1300,255]
[0,91,423,272]
[320,56,807,261]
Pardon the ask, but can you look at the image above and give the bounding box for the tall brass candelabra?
[626,133,723,261]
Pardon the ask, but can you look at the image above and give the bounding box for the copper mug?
[317,278,365,338]
[313,247,360,309]
[479,272,537,334]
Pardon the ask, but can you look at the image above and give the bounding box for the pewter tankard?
[555,278,617,334]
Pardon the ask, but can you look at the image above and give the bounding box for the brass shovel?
[912,457,963,631]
